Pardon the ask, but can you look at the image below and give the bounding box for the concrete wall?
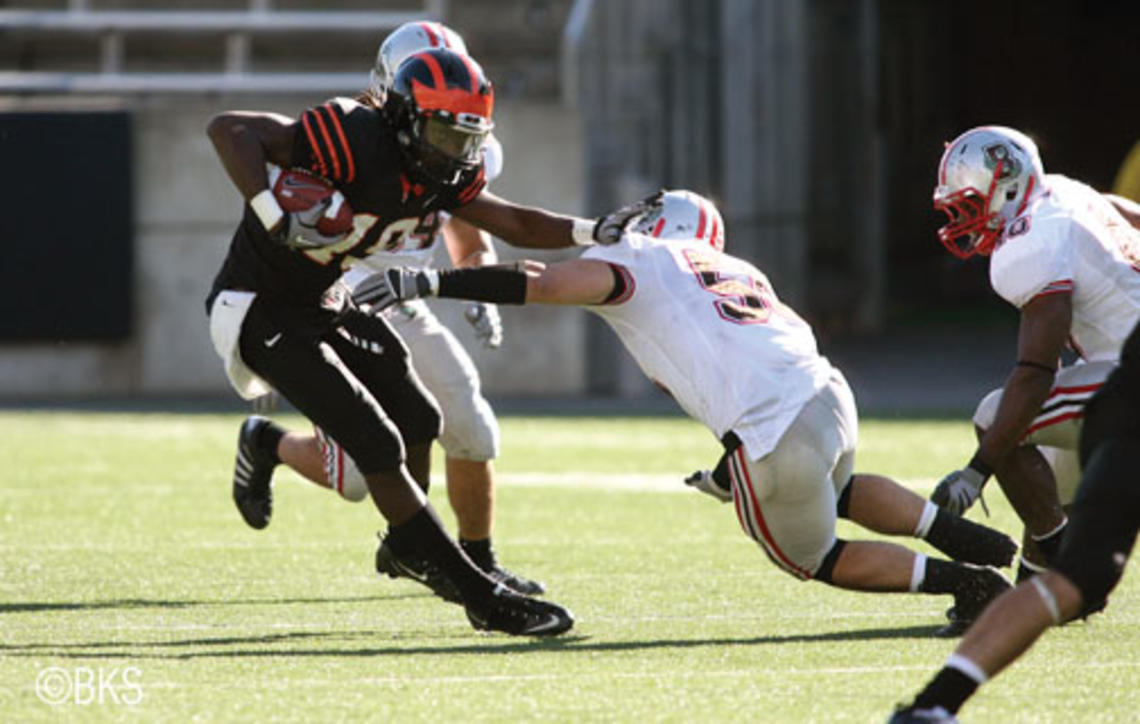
[0,94,585,398]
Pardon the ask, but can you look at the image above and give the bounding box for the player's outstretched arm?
[206,111,296,201]
[452,190,591,249]
[353,258,616,311]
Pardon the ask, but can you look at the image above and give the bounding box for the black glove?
[593,190,664,245]
[352,268,437,312]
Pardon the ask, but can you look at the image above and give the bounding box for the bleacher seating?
[0,0,572,96]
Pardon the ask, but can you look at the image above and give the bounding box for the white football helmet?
[933,125,1046,258]
[631,189,725,251]
[368,21,468,98]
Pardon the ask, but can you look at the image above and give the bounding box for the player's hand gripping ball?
[271,168,354,248]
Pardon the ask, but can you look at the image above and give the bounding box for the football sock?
[923,506,1017,567]
[387,505,495,605]
[917,557,969,595]
[254,418,285,466]
[459,537,495,572]
[913,657,984,714]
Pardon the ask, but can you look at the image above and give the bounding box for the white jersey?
[989,173,1140,361]
[583,233,834,459]
[342,133,504,289]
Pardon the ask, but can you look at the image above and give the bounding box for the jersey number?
[301,213,438,268]
[683,248,773,324]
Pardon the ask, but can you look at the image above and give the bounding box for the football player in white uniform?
[928,126,1140,582]
[356,190,1023,635]
[234,22,544,600]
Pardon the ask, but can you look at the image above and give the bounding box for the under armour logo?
[336,327,383,355]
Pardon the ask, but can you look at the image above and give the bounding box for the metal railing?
[0,1,445,94]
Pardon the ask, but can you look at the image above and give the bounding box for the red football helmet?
[384,48,494,187]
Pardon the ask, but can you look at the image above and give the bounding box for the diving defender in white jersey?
[928,126,1140,582]
[355,190,1022,635]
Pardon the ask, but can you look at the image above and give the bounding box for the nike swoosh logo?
[388,558,431,583]
[264,333,283,348]
[526,614,567,635]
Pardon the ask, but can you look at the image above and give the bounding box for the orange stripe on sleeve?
[300,112,328,178]
[310,109,342,181]
[322,103,355,184]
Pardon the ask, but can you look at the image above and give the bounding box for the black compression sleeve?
[436,265,528,304]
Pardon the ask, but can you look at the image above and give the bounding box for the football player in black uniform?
[204,48,612,636]
[891,319,1140,721]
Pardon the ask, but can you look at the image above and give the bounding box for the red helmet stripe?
[695,199,707,239]
[455,53,483,93]
[709,216,720,249]
[420,22,441,47]
[651,218,665,237]
[411,80,492,117]
[415,50,448,93]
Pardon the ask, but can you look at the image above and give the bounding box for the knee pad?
[972,388,1002,430]
[437,391,500,461]
[314,427,369,502]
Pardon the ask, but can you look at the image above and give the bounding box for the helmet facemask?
[933,164,1007,259]
[409,112,489,185]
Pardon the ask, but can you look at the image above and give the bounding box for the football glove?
[272,197,350,250]
[352,268,437,312]
[593,190,664,245]
[684,469,733,503]
[931,466,989,516]
[464,302,503,349]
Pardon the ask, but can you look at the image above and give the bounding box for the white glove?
[684,469,732,503]
[352,268,437,312]
[930,467,988,516]
[465,302,503,349]
[593,191,664,245]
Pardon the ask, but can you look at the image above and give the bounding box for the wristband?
[250,189,284,232]
[571,217,597,246]
[966,451,994,481]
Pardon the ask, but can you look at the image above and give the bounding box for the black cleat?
[938,565,1012,637]
[888,704,958,723]
[465,584,574,637]
[232,416,277,530]
[485,563,546,596]
[375,535,463,604]
[459,540,547,596]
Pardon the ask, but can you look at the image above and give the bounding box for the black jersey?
[208,97,484,309]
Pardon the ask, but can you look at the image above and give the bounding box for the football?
[269,165,354,236]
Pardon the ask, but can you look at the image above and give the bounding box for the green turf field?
[1,411,1136,722]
